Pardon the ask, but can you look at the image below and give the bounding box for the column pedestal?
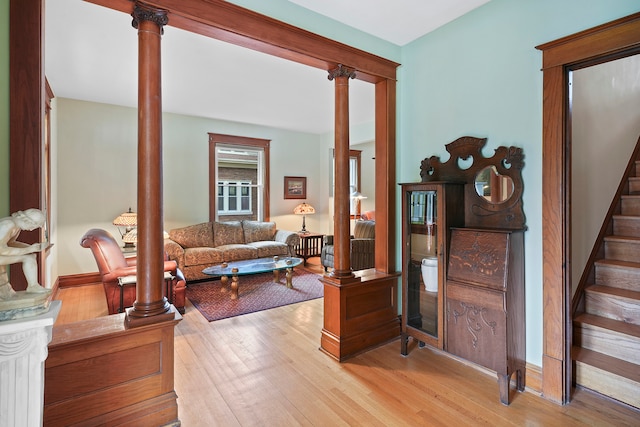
[0,300,61,426]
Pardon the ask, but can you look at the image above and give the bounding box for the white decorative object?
[0,209,52,320]
[0,300,60,427]
[421,257,438,293]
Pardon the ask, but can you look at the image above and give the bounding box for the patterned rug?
[186,269,324,321]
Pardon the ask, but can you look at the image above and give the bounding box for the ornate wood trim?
[419,136,525,230]
[328,64,357,80]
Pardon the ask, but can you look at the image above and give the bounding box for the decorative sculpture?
[0,209,52,320]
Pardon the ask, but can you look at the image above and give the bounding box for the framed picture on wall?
[284,176,306,199]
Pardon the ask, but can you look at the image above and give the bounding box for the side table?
[294,232,324,266]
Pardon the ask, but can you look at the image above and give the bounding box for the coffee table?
[202,256,303,300]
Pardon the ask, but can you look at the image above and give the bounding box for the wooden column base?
[44,307,182,426]
[320,270,401,361]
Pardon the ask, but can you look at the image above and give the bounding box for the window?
[218,181,252,214]
[209,134,270,222]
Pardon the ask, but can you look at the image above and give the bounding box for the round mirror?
[475,165,514,203]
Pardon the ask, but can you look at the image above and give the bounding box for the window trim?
[208,133,270,222]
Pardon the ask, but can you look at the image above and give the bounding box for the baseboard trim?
[58,272,101,288]
[525,362,543,394]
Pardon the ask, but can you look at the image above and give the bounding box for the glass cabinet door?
[406,188,439,340]
[401,182,464,354]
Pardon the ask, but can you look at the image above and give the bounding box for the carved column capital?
[131,2,169,34]
[328,64,356,81]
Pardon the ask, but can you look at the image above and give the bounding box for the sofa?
[320,220,375,271]
[164,220,300,281]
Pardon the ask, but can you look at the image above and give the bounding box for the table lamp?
[113,208,137,248]
[293,202,315,234]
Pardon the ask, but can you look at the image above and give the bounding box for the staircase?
[572,137,640,409]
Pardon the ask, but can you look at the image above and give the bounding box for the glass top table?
[202,256,303,300]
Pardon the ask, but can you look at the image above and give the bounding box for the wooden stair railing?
[571,135,640,409]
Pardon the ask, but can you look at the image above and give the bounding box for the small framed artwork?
[284,176,306,199]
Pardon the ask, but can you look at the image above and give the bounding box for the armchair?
[80,228,186,315]
[321,220,375,272]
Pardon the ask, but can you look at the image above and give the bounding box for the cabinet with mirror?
[401,136,526,405]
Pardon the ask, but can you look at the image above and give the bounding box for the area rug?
[186,269,323,321]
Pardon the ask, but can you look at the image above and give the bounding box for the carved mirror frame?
[419,136,525,230]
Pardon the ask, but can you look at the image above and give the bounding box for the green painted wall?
[398,0,640,365]
[240,0,640,368]
[0,0,9,217]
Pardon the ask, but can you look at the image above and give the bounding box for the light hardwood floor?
[53,259,639,426]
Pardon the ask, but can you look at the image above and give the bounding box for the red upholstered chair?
[80,228,186,315]
[361,210,375,220]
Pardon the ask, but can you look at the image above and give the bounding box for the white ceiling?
[45,0,489,135]
[287,0,490,46]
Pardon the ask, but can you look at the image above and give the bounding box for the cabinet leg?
[516,368,525,391]
[400,333,409,356]
[498,373,512,405]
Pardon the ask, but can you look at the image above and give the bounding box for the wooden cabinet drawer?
[447,228,509,291]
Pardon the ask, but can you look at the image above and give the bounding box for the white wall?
[56,98,333,275]
[571,55,640,293]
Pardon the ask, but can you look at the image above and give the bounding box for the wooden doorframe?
[536,12,640,404]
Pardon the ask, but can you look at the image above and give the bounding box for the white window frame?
[217,180,253,215]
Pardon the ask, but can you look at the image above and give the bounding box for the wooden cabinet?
[446,227,525,405]
[400,182,464,352]
[401,136,527,405]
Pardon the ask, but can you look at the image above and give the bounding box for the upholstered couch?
[320,220,375,271]
[164,220,300,281]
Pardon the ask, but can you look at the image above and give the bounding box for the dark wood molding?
[375,79,396,273]
[536,12,640,404]
[9,0,44,291]
[58,272,102,288]
[45,311,182,426]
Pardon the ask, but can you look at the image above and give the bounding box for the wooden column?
[127,3,172,325]
[328,64,356,280]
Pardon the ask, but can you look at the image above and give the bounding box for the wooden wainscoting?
[44,310,182,426]
[320,269,401,361]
